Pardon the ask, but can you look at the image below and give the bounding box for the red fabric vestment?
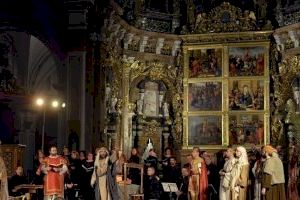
[199,159,208,200]
[43,156,66,197]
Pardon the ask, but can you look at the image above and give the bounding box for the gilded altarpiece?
[119,59,183,157]
[183,42,270,149]
[271,55,300,149]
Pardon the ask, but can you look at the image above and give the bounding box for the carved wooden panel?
[0,144,25,177]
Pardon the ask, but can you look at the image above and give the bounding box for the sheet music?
[161,182,178,192]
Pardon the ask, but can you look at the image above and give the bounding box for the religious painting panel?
[229,113,264,146]
[188,115,222,146]
[229,80,264,111]
[183,42,269,149]
[229,46,266,77]
[188,82,222,111]
[188,48,222,78]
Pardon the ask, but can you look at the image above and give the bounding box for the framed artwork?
[229,114,264,146]
[188,48,222,78]
[188,115,222,145]
[183,42,269,148]
[188,82,222,111]
[229,46,266,77]
[229,80,264,111]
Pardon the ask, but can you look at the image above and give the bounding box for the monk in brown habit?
[261,145,286,200]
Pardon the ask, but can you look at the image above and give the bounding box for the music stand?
[208,184,217,200]
[161,182,178,200]
[124,163,144,200]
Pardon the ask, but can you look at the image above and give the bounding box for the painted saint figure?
[240,85,252,107]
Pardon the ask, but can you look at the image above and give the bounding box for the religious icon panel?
[229,46,266,77]
[183,41,269,148]
[188,82,222,111]
[229,80,264,111]
[188,115,222,145]
[188,48,222,78]
[229,114,264,146]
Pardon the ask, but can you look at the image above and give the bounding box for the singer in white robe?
[219,148,236,200]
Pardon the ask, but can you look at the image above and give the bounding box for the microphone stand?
[208,184,217,200]
[168,184,173,200]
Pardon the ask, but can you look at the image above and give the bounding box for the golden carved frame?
[272,55,300,147]
[182,42,270,149]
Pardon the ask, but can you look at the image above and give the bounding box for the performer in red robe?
[189,147,208,200]
[42,145,67,200]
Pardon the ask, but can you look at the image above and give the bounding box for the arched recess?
[0,30,65,172]
[27,35,63,96]
[124,60,183,157]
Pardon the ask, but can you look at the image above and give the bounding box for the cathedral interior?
[0,0,300,176]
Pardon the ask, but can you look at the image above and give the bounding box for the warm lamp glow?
[52,100,59,108]
[62,102,66,108]
[36,98,44,106]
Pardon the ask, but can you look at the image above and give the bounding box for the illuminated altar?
[98,0,285,159]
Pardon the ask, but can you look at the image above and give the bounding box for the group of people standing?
[0,143,297,200]
[141,144,292,200]
[219,145,289,200]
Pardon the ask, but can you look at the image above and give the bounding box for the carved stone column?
[18,110,37,171]
[121,64,131,155]
[67,52,86,150]
[124,110,135,157]
[163,132,170,150]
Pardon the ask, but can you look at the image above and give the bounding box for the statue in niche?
[163,102,169,117]
[241,10,257,31]
[186,0,195,29]
[180,25,189,34]
[143,82,159,117]
[159,91,164,111]
[109,96,118,113]
[137,91,145,115]
[254,0,267,20]
[272,111,284,144]
[292,77,300,114]
[287,125,295,143]
[105,84,111,103]
[194,12,209,33]
[286,99,296,124]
